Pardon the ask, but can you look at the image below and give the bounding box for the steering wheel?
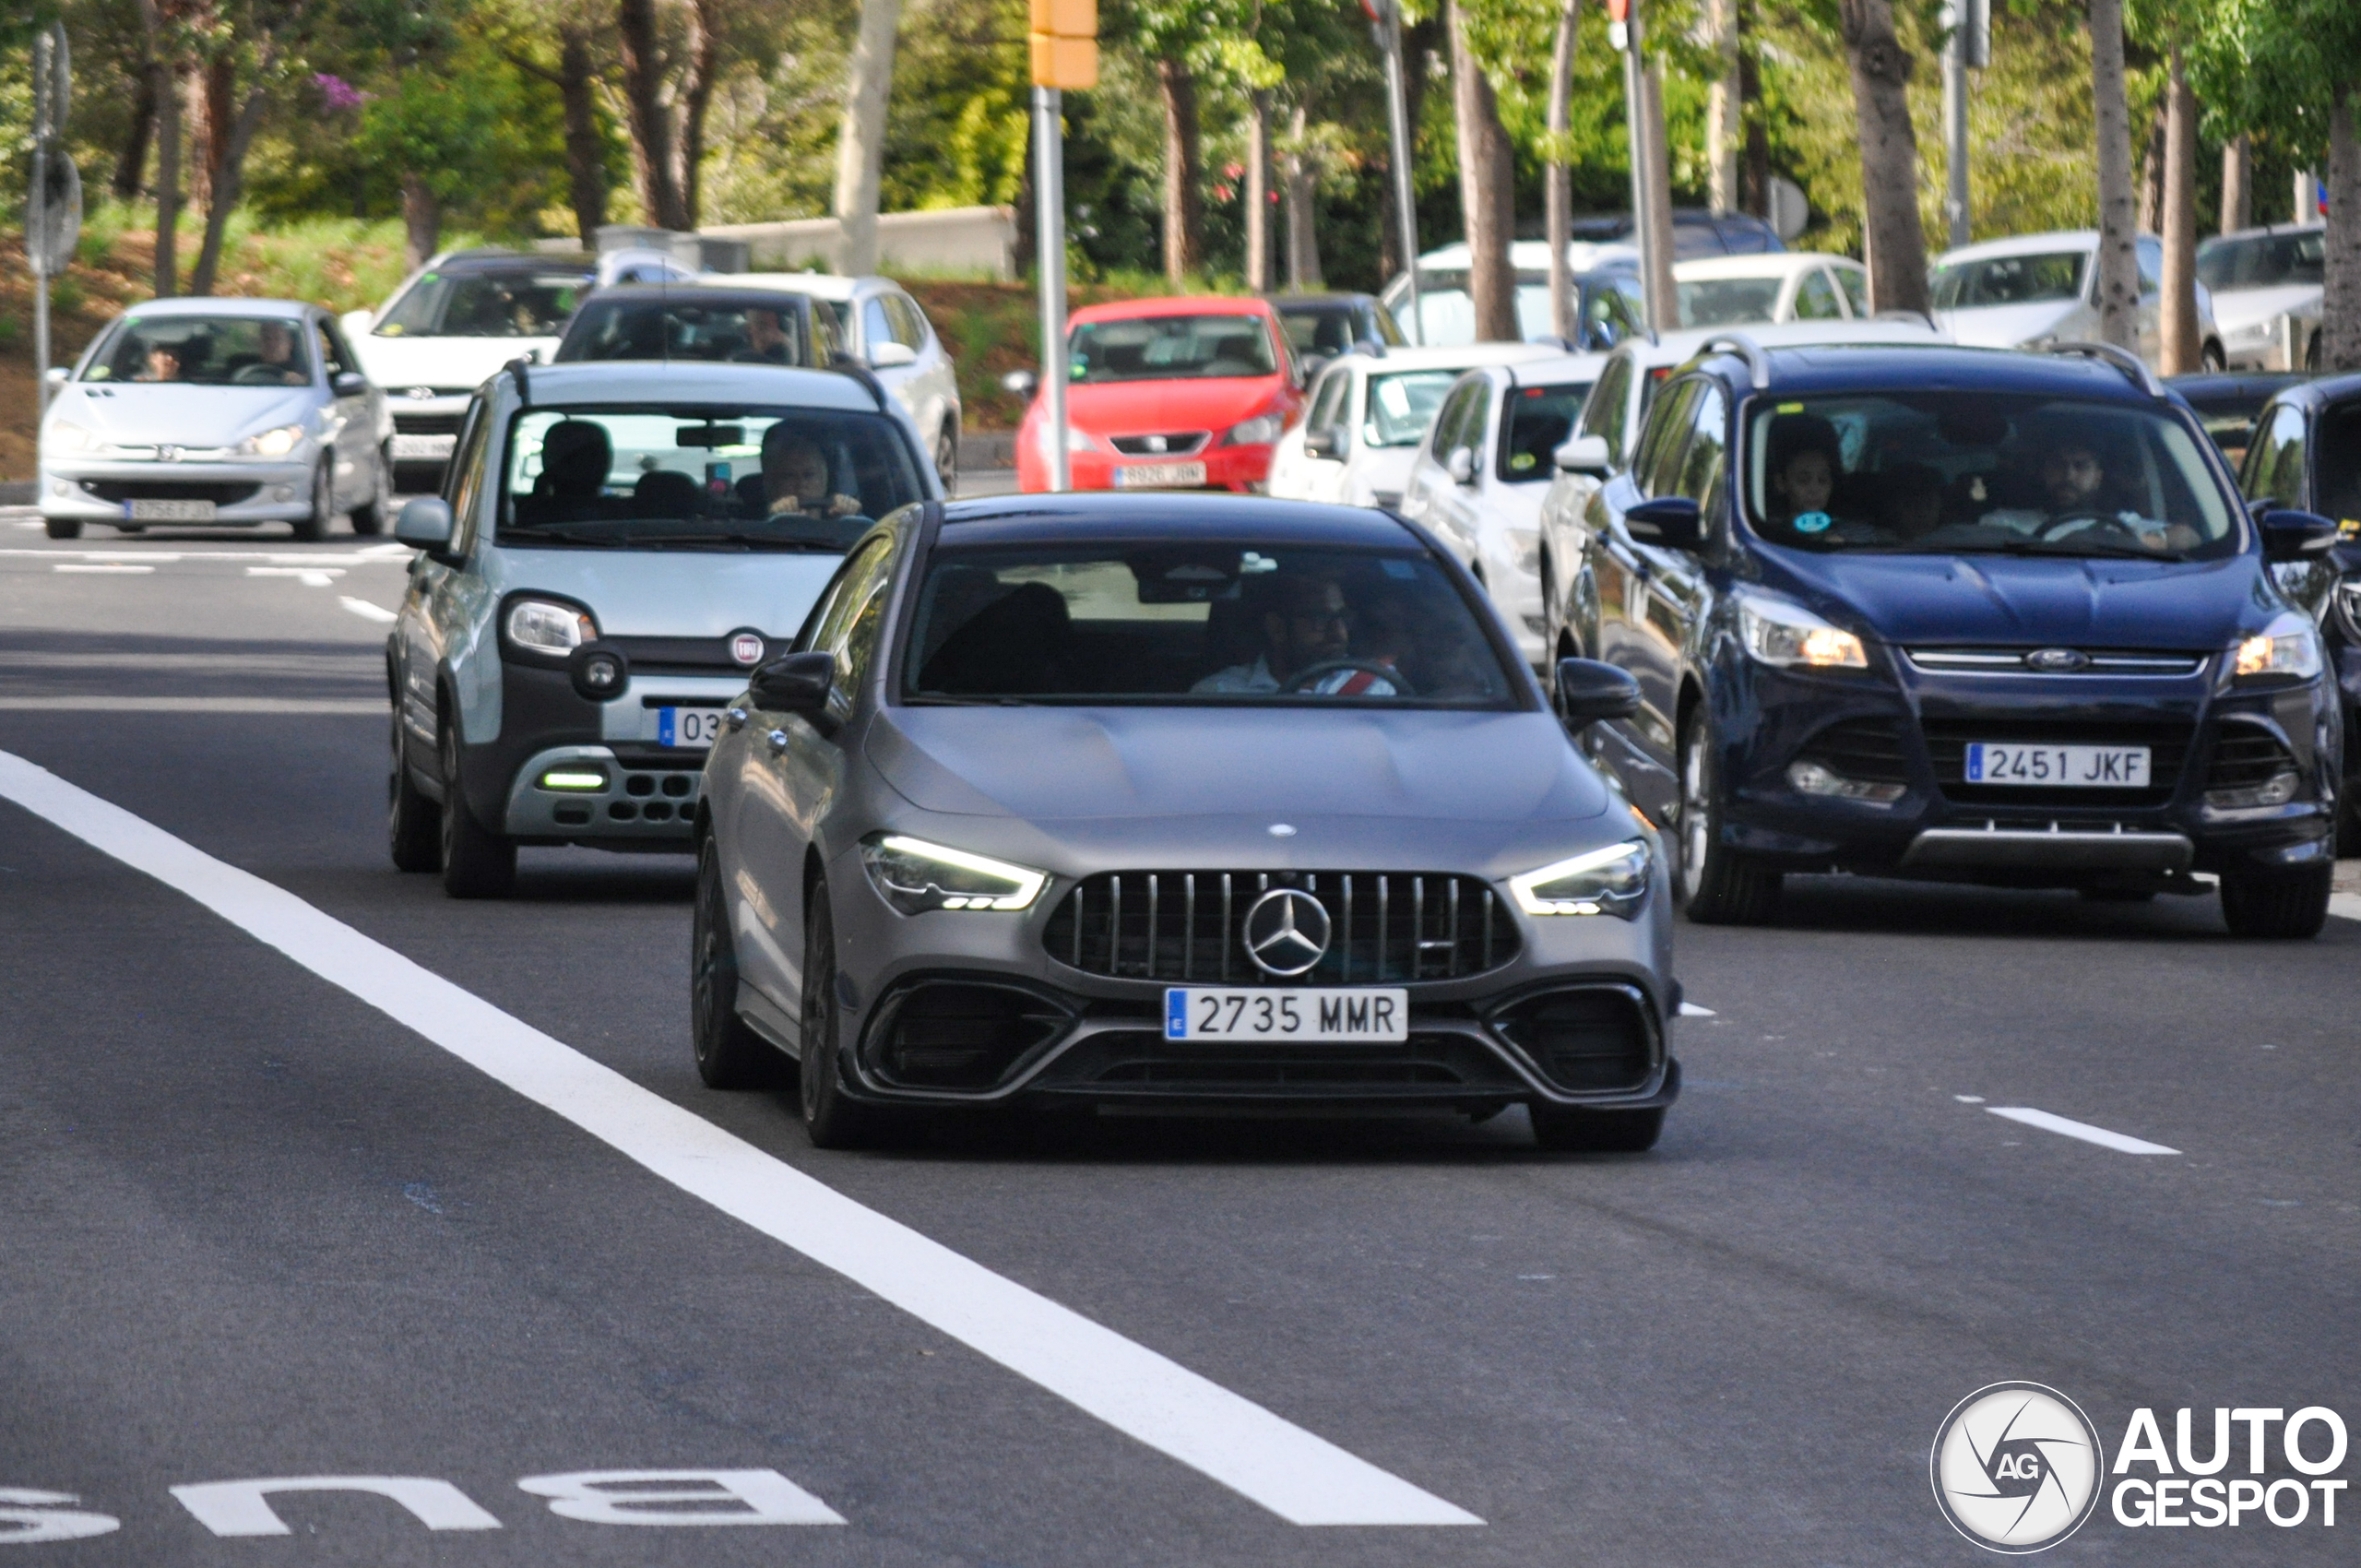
[1282,659,1416,695]
[2033,508,2136,541]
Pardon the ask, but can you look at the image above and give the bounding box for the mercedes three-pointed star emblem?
[1241,887,1332,977]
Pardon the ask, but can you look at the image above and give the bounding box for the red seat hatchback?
[1014,296,1304,493]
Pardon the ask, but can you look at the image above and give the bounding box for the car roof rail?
[2043,339,2164,397]
[504,356,531,410]
[830,352,892,413]
[1698,332,1771,389]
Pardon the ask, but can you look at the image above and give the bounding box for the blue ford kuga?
[1561,336,2343,937]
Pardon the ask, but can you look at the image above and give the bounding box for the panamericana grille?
[1109,432,1209,457]
[80,480,259,505]
[2206,726,2297,790]
[1043,871,1519,984]
[1923,718,2190,807]
[1794,717,1911,785]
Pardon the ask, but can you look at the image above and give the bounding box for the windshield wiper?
[907,694,1038,706]
[1980,537,2189,563]
[498,524,631,547]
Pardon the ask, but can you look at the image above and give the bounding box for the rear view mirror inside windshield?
[675,423,746,448]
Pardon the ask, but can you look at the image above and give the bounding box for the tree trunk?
[1705,0,1738,213]
[556,27,609,243]
[1244,90,1271,292]
[151,56,180,296]
[1157,58,1204,286]
[1284,104,1323,291]
[676,0,720,231]
[187,83,270,296]
[1739,6,1769,218]
[833,0,899,271]
[1546,0,1581,342]
[2088,0,2141,351]
[184,64,213,215]
[400,174,444,273]
[2324,88,2361,372]
[1449,0,1517,342]
[2136,111,2163,232]
[1838,0,1929,314]
[616,0,686,231]
[2158,45,2200,374]
[1642,55,1678,327]
[115,72,156,200]
[2221,134,2249,234]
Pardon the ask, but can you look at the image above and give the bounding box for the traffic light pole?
[1370,0,1422,343]
[1033,85,1070,493]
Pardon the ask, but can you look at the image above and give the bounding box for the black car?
[689,493,1680,1151]
[1268,291,1406,373]
[1564,337,2343,937]
[552,283,844,368]
[2165,370,2308,469]
[2238,371,2361,848]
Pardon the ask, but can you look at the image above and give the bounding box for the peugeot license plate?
[1112,461,1206,489]
[390,434,457,460]
[125,498,215,521]
[1165,987,1409,1042]
[657,707,728,748]
[1964,742,2151,787]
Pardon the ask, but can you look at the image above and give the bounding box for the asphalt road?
[3,505,2355,1564]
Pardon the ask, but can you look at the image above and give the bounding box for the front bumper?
[386,395,471,489]
[1018,438,1275,494]
[38,457,315,523]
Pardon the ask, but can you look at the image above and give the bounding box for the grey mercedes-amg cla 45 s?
[690,493,1680,1151]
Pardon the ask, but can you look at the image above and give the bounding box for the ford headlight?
[1509,839,1652,918]
[1738,594,1868,670]
[1225,412,1285,446]
[504,596,597,658]
[2230,610,2321,683]
[861,834,1048,914]
[238,423,306,457]
[45,419,99,453]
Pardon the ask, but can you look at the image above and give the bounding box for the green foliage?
[2190,0,2361,167]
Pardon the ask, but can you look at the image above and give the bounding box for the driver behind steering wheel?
[1192,571,1402,695]
[1981,431,2194,552]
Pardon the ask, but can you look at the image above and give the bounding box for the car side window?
[1795,270,1843,320]
[1581,355,1633,457]
[1425,383,1474,463]
[1306,367,1349,441]
[820,537,898,722]
[2136,238,2164,294]
[884,293,929,348]
[810,303,845,362]
[1456,382,1494,460]
[1835,265,1870,318]
[314,321,351,378]
[861,297,895,353]
[1675,386,1730,526]
[1632,379,1702,498]
[2242,404,2308,508]
[444,399,493,553]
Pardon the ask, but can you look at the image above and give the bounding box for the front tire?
[437,710,515,898]
[692,837,788,1087]
[2201,341,2226,374]
[44,517,81,540]
[798,881,876,1148]
[291,460,333,542]
[1676,707,1781,925]
[387,710,441,872]
[350,448,388,535]
[1531,1103,1665,1153]
[934,420,959,496]
[2218,861,2331,940]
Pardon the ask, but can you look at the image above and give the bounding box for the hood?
[57,384,314,449]
[1763,550,2271,653]
[1057,375,1288,438]
[868,706,1607,825]
[2208,283,2319,334]
[1346,446,1419,502]
[1935,299,2082,350]
[353,333,562,390]
[487,547,842,638]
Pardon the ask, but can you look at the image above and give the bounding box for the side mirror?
[331,370,370,398]
[1623,494,1706,551]
[43,366,68,389]
[395,496,455,554]
[1445,446,1476,486]
[1304,428,1343,460]
[1554,659,1642,731]
[870,340,918,369]
[1001,369,1038,399]
[340,308,374,337]
[749,650,836,718]
[1554,433,1612,477]
[2260,507,2340,561]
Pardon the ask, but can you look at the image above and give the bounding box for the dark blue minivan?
[1563,337,2343,937]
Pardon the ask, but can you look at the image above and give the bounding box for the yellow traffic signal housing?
[1029,32,1097,89]
[1029,0,1096,36]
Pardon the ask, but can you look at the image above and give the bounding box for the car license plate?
[1964,742,2151,787]
[1165,987,1409,1042]
[125,498,215,521]
[657,707,728,748]
[390,434,457,460]
[1112,461,1206,489]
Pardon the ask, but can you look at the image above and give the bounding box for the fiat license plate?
[125,498,215,521]
[1112,461,1206,489]
[657,707,729,748]
[1964,742,2151,788]
[1165,988,1409,1042]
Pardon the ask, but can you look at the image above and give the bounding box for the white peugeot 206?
[386,359,938,897]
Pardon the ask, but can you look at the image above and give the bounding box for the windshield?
[1930,252,2086,309]
[1364,370,1460,447]
[902,542,1518,707]
[1501,383,1590,481]
[375,269,588,338]
[1677,278,1784,327]
[1744,393,2238,560]
[495,404,922,552]
[557,298,813,365]
[82,315,312,386]
[1068,315,1279,384]
[2196,231,2323,290]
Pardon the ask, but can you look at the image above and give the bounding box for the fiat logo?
[728,631,767,668]
[1242,887,1332,977]
[2024,647,2090,672]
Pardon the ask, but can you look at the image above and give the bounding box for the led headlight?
[2230,610,2321,683]
[1738,593,1868,670]
[1225,412,1285,445]
[861,834,1048,914]
[1508,839,1652,917]
[238,423,306,457]
[504,597,598,658]
[44,420,98,453]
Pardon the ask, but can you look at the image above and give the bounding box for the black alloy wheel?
[290,459,332,542]
[436,709,516,898]
[2218,861,2331,939]
[1676,706,1781,925]
[798,882,876,1148]
[1530,1102,1665,1153]
[387,707,441,872]
[692,837,787,1088]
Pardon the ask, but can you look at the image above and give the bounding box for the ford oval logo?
[2024,647,2090,672]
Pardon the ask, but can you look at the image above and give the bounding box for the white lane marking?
[2330,892,2361,923]
[0,697,382,714]
[340,596,398,624]
[1953,1095,1985,1103]
[0,548,400,564]
[248,566,345,588]
[0,752,1479,1528]
[53,563,153,575]
[1677,1002,1715,1017]
[1985,1106,2179,1155]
